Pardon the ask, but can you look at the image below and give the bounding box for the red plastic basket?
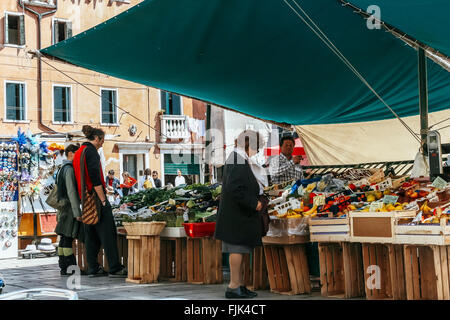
[183,222,216,238]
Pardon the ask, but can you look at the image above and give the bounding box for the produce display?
[113,183,222,227]
[265,168,450,227]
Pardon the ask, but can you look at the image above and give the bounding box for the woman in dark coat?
[214,130,267,299]
[54,144,85,276]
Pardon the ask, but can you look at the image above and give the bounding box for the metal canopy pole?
[418,47,429,155]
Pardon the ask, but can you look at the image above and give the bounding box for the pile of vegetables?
[114,183,222,227]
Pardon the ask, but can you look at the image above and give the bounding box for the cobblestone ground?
[0,257,348,300]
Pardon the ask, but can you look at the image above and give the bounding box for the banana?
[287,214,302,219]
[303,205,318,216]
[276,212,288,218]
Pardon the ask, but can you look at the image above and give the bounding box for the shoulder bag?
[80,147,101,225]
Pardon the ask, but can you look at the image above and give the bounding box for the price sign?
[313,194,326,207]
[383,195,399,205]
[369,202,384,212]
[432,176,447,190]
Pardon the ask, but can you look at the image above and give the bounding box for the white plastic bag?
[410,151,429,178]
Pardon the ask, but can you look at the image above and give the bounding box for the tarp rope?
[283,0,422,144]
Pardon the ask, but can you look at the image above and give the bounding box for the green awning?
[349,0,450,57]
[41,0,450,126]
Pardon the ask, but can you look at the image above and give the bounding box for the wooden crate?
[262,235,311,295]
[403,245,450,300]
[318,242,365,298]
[350,211,416,243]
[160,237,187,282]
[186,237,223,284]
[309,216,350,242]
[318,243,345,297]
[361,243,407,300]
[395,217,450,245]
[242,246,270,291]
[126,235,160,284]
[342,242,365,298]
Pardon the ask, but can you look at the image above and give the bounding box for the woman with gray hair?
[214,130,268,299]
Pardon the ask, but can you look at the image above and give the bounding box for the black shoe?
[240,286,258,298]
[225,286,253,299]
[58,255,68,276]
[109,266,127,278]
[88,266,108,278]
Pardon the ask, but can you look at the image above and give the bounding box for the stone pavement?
[0,256,351,300]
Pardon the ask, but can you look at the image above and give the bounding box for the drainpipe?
[18,0,58,133]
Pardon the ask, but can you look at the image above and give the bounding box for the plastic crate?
[183,222,216,238]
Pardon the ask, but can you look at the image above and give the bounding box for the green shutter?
[6,83,24,121]
[6,83,15,120]
[160,90,167,112]
[65,87,71,122]
[54,87,62,122]
[53,19,59,44]
[66,21,72,39]
[172,94,181,115]
[18,84,24,120]
[19,15,25,46]
[101,90,117,124]
[111,90,117,123]
[4,13,9,44]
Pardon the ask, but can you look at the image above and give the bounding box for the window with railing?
[160,91,181,115]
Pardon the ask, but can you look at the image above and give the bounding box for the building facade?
[0,0,206,187]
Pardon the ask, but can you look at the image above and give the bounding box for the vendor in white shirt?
[175,169,186,187]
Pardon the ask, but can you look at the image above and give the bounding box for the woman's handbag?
[258,195,270,236]
[80,148,101,225]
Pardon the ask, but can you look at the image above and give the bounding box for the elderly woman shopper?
[214,130,268,299]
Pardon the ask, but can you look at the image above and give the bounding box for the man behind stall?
[269,135,303,184]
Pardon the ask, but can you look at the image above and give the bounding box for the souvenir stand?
[0,140,19,259]
[13,129,63,251]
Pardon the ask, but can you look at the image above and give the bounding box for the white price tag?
[313,194,325,207]
[432,176,447,190]
[382,195,399,204]
[369,202,384,212]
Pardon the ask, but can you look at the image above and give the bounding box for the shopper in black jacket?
[73,125,127,278]
[214,130,267,299]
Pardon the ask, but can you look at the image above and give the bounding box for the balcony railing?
[160,115,190,143]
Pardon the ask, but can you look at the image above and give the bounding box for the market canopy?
[349,0,450,57]
[41,0,450,126]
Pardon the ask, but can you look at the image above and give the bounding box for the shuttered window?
[52,19,72,44]
[160,91,181,115]
[4,13,25,46]
[53,86,71,123]
[5,82,25,121]
[101,89,118,124]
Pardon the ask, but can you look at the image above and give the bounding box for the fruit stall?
[263,167,450,300]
